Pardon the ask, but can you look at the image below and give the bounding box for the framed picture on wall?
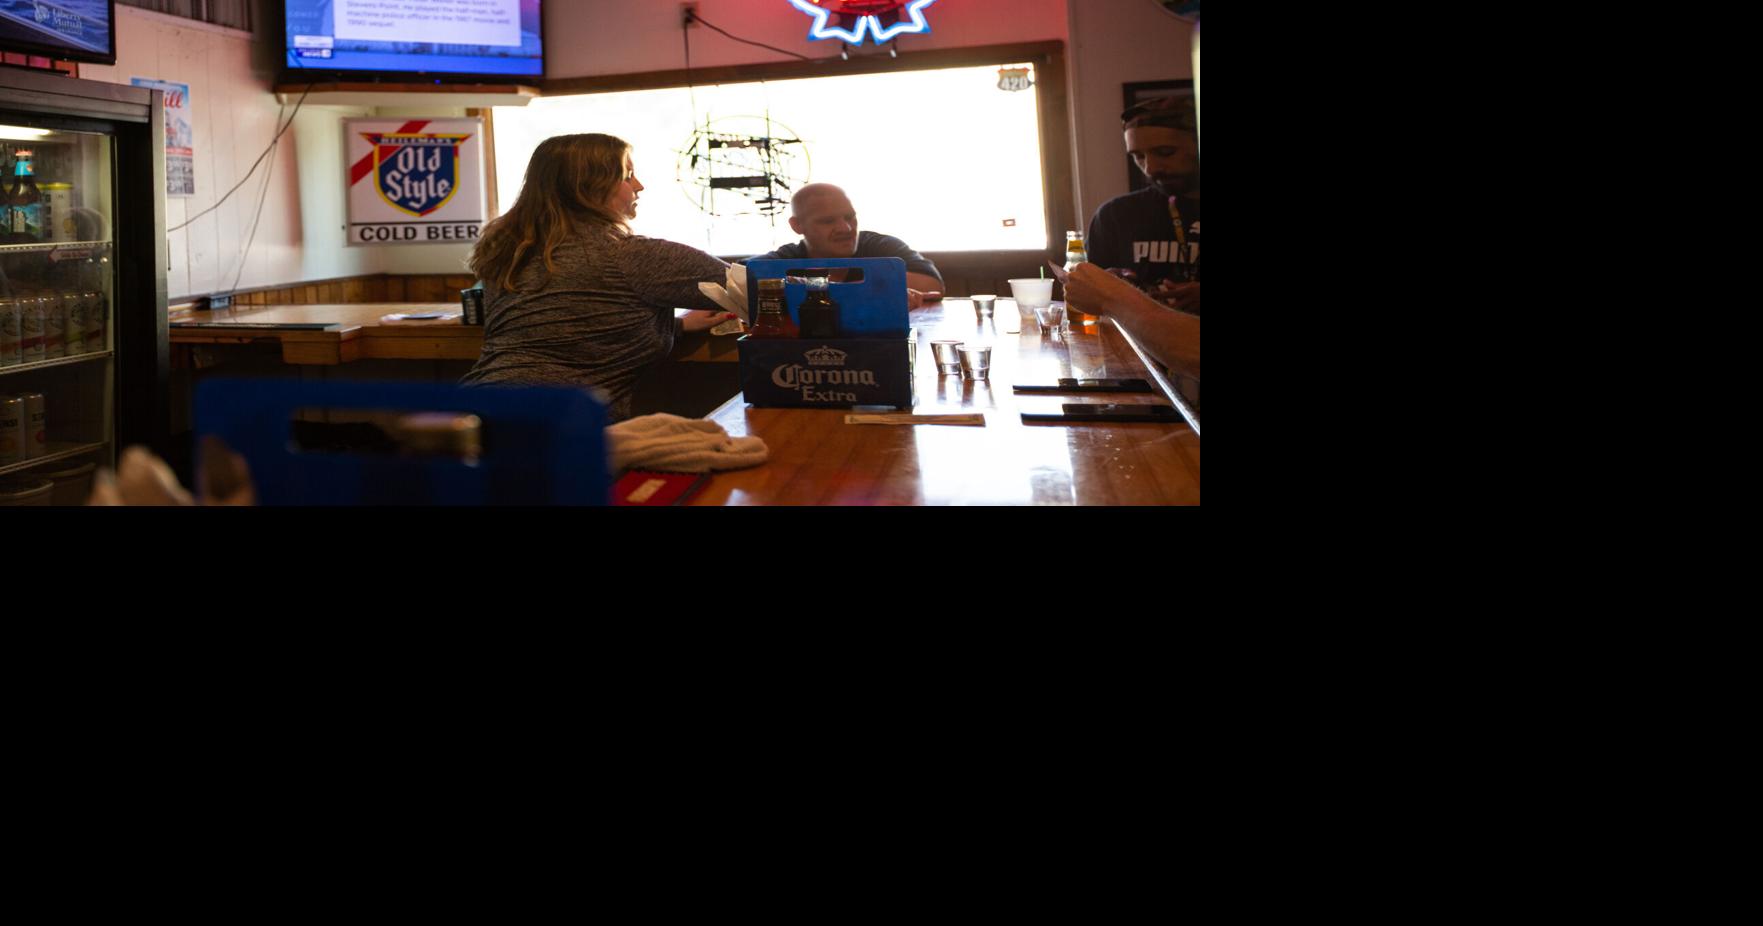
[1122,79,1195,193]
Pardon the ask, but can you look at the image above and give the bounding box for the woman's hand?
[680,310,738,333]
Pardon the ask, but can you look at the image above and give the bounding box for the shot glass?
[971,294,997,319]
[931,340,964,376]
[958,343,993,381]
[1036,304,1068,338]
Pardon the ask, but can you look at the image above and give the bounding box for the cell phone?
[1020,403,1183,424]
[1013,378,1155,394]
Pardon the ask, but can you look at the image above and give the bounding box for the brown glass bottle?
[797,276,840,339]
[747,278,799,338]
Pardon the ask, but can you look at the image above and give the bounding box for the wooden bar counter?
[170,302,479,365]
[168,302,737,365]
[692,299,1200,506]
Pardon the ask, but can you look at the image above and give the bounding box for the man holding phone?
[1085,95,1201,314]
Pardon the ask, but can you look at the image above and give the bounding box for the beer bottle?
[1063,229,1087,272]
[7,149,43,244]
[797,276,840,339]
[747,278,798,339]
[1063,229,1096,327]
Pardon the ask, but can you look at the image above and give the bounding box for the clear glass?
[931,340,963,376]
[1036,304,1067,338]
[958,344,992,381]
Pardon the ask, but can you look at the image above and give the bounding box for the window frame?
[511,40,1075,255]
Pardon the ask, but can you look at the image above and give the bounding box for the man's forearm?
[1107,289,1200,381]
[907,271,943,293]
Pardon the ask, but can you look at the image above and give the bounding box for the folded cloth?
[697,264,752,321]
[88,445,195,506]
[607,413,769,474]
[725,263,750,312]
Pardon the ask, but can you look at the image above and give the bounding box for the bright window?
[490,62,1048,256]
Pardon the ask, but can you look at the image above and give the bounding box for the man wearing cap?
[1086,95,1201,314]
[754,183,944,307]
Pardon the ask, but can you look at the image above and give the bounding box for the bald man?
[753,184,944,303]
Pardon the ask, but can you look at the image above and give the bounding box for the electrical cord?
[691,10,815,62]
[227,100,284,293]
[167,80,311,232]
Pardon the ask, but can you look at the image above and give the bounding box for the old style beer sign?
[345,118,486,247]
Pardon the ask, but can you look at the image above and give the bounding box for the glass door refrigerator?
[1,68,168,505]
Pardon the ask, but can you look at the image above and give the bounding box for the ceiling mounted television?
[281,0,543,83]
[0,0,117,65]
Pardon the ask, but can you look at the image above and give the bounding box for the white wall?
[1067,0,1195,223]
[78,7,355,297]
[78,6,472,298]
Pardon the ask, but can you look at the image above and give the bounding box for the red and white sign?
[345,118,487,247]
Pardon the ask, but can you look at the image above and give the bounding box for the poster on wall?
[130,78,194,197]
[344,118,486,247]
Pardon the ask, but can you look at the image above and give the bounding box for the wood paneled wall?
[200,273,478,307]
[924,251,1059,298]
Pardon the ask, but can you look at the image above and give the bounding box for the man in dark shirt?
[1086,96,1200,314]
[755,184,943,305]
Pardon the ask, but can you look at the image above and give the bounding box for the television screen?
[0,0,117,65]
[283,0,543,81]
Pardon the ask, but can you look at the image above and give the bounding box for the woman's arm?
[625,238,731,312]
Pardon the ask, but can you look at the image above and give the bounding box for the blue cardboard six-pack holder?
[195,378,608,505]
[738,257,914,409]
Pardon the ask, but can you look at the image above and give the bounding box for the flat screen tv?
[0,0,117,65]
[281,0,543,83]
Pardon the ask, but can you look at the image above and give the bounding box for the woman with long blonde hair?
[461,133,734,420]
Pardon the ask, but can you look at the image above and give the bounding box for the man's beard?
[1150,170,1199,198]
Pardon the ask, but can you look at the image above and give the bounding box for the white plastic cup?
[1008,278,1054,321]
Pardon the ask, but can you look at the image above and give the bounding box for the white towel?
[607,413,769,474]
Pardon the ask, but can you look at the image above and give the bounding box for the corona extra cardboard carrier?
[738,257,915,409]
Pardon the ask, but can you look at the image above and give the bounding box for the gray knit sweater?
[461,230,729,421]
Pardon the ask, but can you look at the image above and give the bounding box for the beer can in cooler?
[0,395,22,463]
[41,183,75,242]
[20,392,46,458]
[19,295,45,363]
[1,298,20,367]
[61,292,85,354]
[83,291,105,351]
[40,295,65,358]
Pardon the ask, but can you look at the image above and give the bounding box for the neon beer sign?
[787,0,939,45]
